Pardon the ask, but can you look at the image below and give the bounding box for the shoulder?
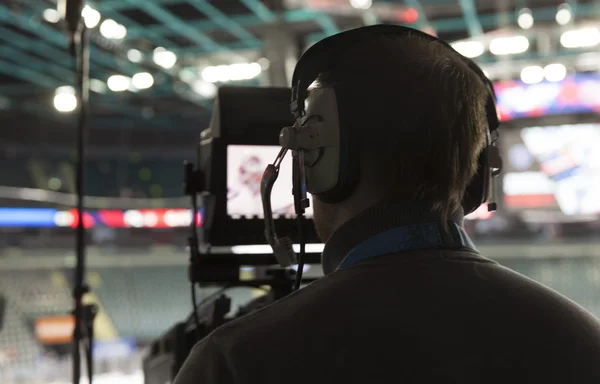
[177,277,340,382]
[175,333,237,384]
[213,276,338,342]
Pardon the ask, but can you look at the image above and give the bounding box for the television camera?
[143,87,322,384]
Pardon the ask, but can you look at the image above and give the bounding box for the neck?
[321,201,464,274]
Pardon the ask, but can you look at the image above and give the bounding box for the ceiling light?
[555,4,572,25]
[127,49,143,63]
[201,65,228,83]
[560,28,600,48]
[201,62,262,83]
[520,66,544,84]
[43,9,61,23]
[153,47,177,69]
[107,75,131,92]
[54,94,77,112]
[517,8,534,30]
[132,72,154,90]
[489,36,529,55]
[100,19,127,39]
[349,0,373,10]
[451,40,485,58]
[228,63,262,81]
[543,63,567,82]
[81,5,101,29]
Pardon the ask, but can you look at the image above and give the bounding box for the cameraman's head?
[310,34,489,242]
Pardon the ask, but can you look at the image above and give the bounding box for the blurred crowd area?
[0,153,186,199]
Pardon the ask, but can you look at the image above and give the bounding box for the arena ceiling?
[0,0,599,131]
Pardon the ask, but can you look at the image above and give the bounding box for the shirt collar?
[321,201,465,275]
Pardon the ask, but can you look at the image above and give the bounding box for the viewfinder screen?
[227,145,314,219]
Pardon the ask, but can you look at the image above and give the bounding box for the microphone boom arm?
[261,147,297,267]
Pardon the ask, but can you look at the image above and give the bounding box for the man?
[176,31,600,383]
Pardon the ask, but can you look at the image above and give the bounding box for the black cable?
[294,214,305,291]
[187,285,228,325]
[190,281,201,337]
[84,319,93,384]
[189,192,202,334]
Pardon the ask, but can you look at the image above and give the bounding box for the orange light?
[35,315,75,344]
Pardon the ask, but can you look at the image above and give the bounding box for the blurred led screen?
[502,123,600,216]
[0,208,200,228]
[494,74,600,121]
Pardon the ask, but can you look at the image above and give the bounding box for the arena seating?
[0,270,71,376]
[93,266,256,341]
[503,258,600,316]
[0,157,186,198]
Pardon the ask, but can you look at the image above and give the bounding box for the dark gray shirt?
[175,203,600,383]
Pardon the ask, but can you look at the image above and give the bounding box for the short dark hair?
[312,33,489,219]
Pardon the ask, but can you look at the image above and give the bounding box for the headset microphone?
[261,123,316,288]
[261,147,297,268]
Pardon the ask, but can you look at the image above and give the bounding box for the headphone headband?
[291,25,498,131]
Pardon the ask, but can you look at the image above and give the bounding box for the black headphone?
[280,25,503,215]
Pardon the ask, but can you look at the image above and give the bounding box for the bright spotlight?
[127,49,143,63]
[153,47,177,69]
[560,28,600,48]
[489,36,529,55]
[228,62,262,81]
[201,62,263,83]
[132,72,154,89]
[82,5,101,29]
[520,66,544,84]
[202,65,228,83]
[451,40,485,58]
[517,8,534,30]
[43,9,61,23]
[543,63,567,82]
[113,24,127,39]
[100,19,127,39]
[350,0,373,10]
[107,75,131,92]
[556,4,572,25]
[54,93,77,112]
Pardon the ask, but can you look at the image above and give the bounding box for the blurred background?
[1,0,600,382]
